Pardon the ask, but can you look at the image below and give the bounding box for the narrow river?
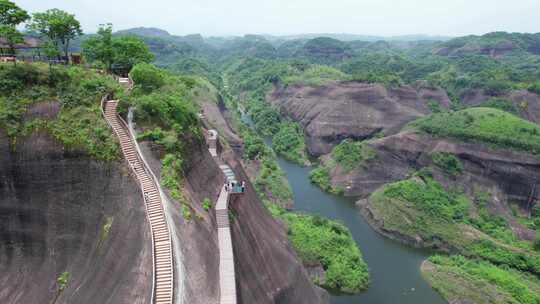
[275,158,446,304]
[239,109,446,304]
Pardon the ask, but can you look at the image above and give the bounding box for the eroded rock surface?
[0,129,152,304]
[268,81,450,156]
[325,131,540,240]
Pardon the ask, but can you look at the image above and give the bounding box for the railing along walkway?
[102,100,174,304]
[208,129,237,304]
[216,185,237,304]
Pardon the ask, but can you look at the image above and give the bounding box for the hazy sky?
[15,0,540,37]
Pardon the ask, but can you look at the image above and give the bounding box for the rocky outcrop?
[268,81,450,156]
[328,131,540,239]
[0,128,152,303]
[298,37,352,62]
[338,132,540,199]
[461,89,540,124]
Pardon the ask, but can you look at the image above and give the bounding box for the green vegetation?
[427,100,443,113]
[202,198,211,211]
[57,272,70,291]
[0,0,29,56]
[283,65,348,86]
[247,99,282,136]
[431,152,463,176]
[381,171,469,222]
[475,97,518,114]
[97,216,114,250]
[82,24,154,73]
[129,64,199,134]
[299,37,352,64]
[181,204,191,220]
[410,108,540,154]
[308,139,375,194]
[48,104,119,160]
[0,63,121,160]
[127,65,213,223]
[27,8,82,59]
[370,171,539,266]
[222,97,293,207]
[222,82,368,294]
[332,139,376,172]
[424,255,540,304]
[160,153,184,200]
[309,165,343,195]
[272,122,308,165]
[254,157,294,203]
[370,169,540,302]
[271,205,369,293]
[241,127,268,160]
[468,239,540,275]
[529,82,540,94]
[130,62,164,92]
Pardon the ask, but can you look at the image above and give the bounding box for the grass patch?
[410,107,540,154]
[332,139,376,172]
[474,97,519,115]
[48,105,119,161]
[57,272,70,291]
[160,153,184,200]
[283,65,348,86]
[431,152,463,176]
[202,198,212,211]
[309,164,344,195]
[424,255,540,304]
[381,171,469,221]
[0,63,121,160]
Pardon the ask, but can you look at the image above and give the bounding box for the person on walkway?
[241,181,245,193]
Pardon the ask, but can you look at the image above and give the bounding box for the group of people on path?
[225,181,246,193]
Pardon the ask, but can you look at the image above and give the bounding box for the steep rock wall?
[140,135,328,304]
[0,128,152,304]
[333,131,540,203]
[268,81,450,156]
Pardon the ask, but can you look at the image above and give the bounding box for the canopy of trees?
[27,8,82,59]
[82,24,154,73]
[0,0,29,55]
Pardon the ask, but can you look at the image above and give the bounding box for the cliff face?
[268,81,450,156]
[140,134,327,304]
[225,155,328,304]
[0,124,152,303]
[335,132,540,199]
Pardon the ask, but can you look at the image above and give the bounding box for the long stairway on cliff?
[216,184,237,304]
[206,129,238,304]
[102,100,174,304]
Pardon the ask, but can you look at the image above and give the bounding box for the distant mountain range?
[114,27,453,42]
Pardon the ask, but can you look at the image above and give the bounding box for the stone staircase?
[102,100,174,304]
[215,185,237,304]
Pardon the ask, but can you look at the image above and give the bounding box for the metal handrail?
[101,99,159,304]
